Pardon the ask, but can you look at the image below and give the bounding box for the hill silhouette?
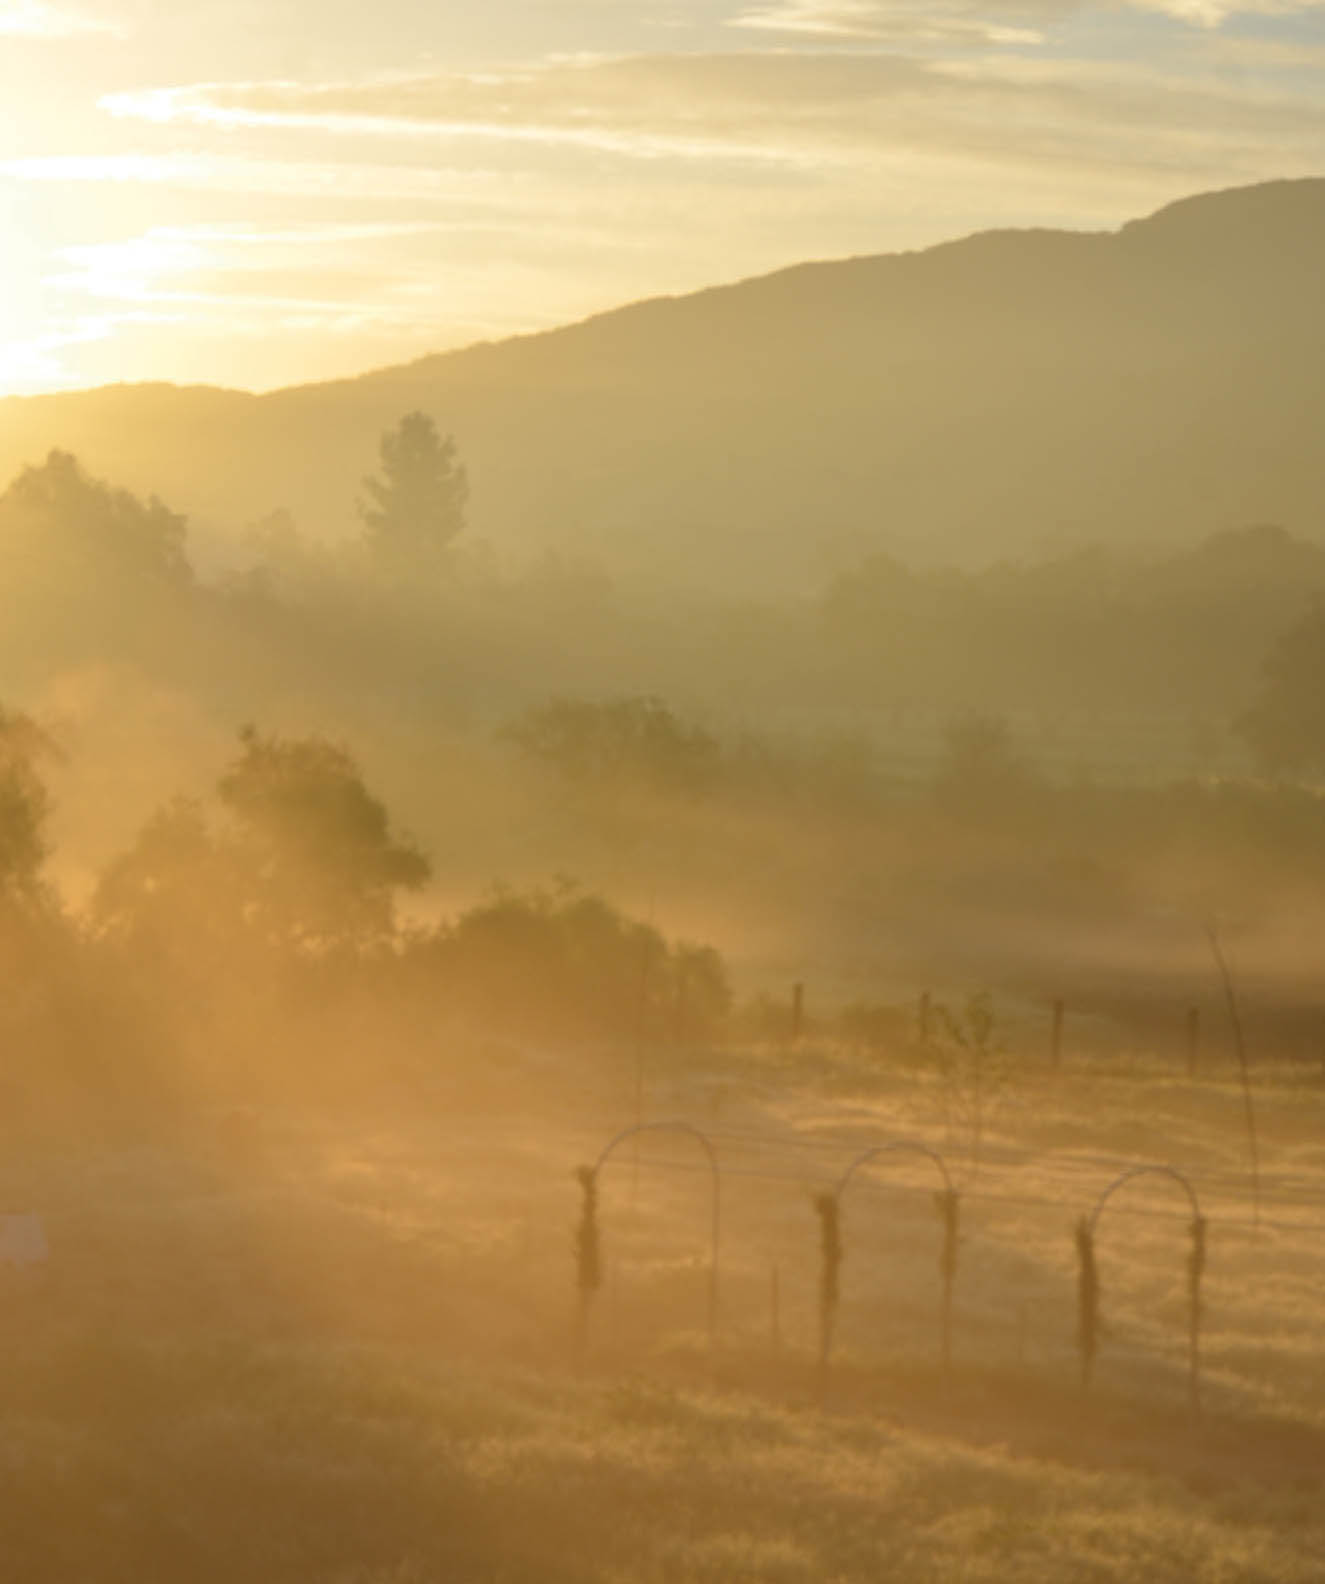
[1,177,1322,590]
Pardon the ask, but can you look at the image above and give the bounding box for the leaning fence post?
[814,1191,842,1407]
[574,1165,601,1363]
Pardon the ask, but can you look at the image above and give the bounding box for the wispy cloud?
[46,222,456,309]
[92,52,1325,184]
[100,81,810,167]
[730,0,912,34]
[0,0,119,37]
[33,215,618,363]
[6,0,1325,392]
[0,314,160,393]
[730,0,1325,31]
[728,0,1051,43]
[1145,0,1325,20]
[3,152,568,208]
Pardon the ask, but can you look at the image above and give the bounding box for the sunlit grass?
[3,1044,1323,1580]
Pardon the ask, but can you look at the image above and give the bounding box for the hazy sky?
[0,0,1321,392]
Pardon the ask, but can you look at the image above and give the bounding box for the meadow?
[4,1021,1322,1582]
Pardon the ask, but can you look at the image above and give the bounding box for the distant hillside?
[1,177,1323,590]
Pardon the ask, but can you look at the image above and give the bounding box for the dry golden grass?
[1,1037,1322,1581]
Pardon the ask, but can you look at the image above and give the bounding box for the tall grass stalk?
[1207,921,1261,1229]
[630,938,653,1204]
[935,1187,960,1373]
[1188,1214,1207,1415]
[1075,1215,1098,1391]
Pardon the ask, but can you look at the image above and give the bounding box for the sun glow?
[0,188,67,389]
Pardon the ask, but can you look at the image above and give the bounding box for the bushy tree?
[0,450,190,589]
[0,452,193,677]
[99,728,430,963]
[504,695,720,793]
[0,706,55,903]
[932,713,1040,814]
[359,412,468,579]
[218,726,430,950]
[419,882,730,1043]
[96,797,242,950]
[1236,604,1325,777]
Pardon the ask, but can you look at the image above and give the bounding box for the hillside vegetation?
[0,179,1322,589]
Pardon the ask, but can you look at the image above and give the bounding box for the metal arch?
[1082,1161,1207,1414]
[592,1121,721,1349]
[827,1138,959,1376]
[594,1120,718,1181]
[835,1139,954,1201]
[1087,1163,1201,1236]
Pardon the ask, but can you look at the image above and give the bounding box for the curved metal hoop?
[592,1121,721,1348]
[1082,1162,1206,1412]
[835,1139,954,1201]
[1088,1163,1201,1235]
[826,1138,959,1377]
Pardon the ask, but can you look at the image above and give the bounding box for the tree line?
[0,707,730,1119]
[5,415,1325,773]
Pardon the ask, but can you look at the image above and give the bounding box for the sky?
[0,0,1321,393]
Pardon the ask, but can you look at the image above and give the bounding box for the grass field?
[2,1034,1323,1581]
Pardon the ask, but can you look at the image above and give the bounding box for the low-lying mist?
[2,433,1325,1137]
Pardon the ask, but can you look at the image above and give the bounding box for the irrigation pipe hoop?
[592,1120,722,1348]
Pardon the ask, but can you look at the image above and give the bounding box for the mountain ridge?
[2,176,1322,589]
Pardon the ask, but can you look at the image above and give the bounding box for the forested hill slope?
[1,177,1322,589]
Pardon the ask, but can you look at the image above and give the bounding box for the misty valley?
[2,180,1325,1582]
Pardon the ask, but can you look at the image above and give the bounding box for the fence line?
[22,1133,1322,1237]
[600,1149,1317,1235]
[691,1122,1325,1202]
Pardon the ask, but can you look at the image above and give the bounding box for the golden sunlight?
[0,4,1323,1579]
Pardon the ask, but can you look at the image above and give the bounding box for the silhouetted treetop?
[218,726,430,948]
[359,412,468,578]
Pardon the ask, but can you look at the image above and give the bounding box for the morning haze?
[1,2,1324,1572]
[3,179,1323,589]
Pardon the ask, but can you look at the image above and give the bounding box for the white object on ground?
[0,1213,49,1266]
